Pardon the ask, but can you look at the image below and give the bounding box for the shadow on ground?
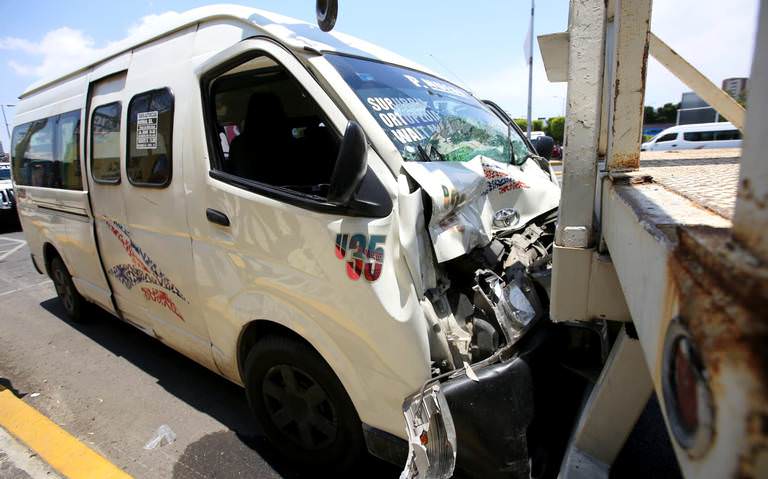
[0,377,26,398]
[0,212,21,234]
[40,298,399,479]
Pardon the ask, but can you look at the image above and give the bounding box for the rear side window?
[11,110,82,190]
[716,129,741,141]
[91,102,122,183]
[685,130,741,142]
[656,133,677,142]
[56,111,82,190]
[127,88,173,187]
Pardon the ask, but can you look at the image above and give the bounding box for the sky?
[0,0,759,148]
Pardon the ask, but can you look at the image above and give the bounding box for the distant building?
[676,78,749,125]
[722,77,748,99]
[678,92,718,125]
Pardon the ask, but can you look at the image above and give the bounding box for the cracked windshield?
[326,54,531,165]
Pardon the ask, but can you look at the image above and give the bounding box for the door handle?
[206,208,230,227]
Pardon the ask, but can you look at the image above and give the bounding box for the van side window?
[91,102,122,183]
[127,88,173,187]
[56,111,83,190]
[11,110,82,190]
[716,130,741,141]
[685,130,741,142]
[656,133,677,142]
[207,55,339,198]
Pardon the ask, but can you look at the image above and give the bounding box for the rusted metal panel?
[603,176,768,477]
[667,225,768,477]
[732,1,768,264]
[604,0,652,171]
[649,33,747,131]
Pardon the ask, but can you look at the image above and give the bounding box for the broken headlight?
[400,384,457,479]
[473,270,538,346]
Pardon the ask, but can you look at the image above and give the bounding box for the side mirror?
[316,0,338,32]
[531,135,555,160]
[328,121,367,205]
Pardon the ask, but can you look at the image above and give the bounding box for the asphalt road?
[0,213,679,478]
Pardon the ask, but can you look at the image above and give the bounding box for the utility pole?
[1,105,13,146]
[526,0,535,139]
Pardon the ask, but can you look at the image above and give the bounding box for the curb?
[0,386,131,479]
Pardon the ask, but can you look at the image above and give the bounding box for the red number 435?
[334,233,386,282]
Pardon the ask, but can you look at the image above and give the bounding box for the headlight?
[473,271,538,345]
[400,384,456,479]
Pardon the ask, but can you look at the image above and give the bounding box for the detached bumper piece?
[400,385,457,479]
[401,357,535,479]
[443,357,534,479]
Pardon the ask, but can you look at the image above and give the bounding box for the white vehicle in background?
[0,162,15,214]
[640,121,742,151]
[10,4,573,478]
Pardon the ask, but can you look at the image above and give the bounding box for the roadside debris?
[144,425,176,450]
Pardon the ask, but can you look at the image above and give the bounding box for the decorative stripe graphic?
[483,163,529,194]
[104,217,187,321]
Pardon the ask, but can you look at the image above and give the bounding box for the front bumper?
[400,356,535,479]
[0,187,16,210]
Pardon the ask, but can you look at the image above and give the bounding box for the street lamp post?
[1,105,14,146]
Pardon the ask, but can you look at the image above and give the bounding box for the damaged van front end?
[324,54,584,478]
[398,156,558,479]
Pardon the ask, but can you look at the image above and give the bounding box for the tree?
[656,103,678,123]
[544,116,565,145]
[642,102,679,124]
[643,106,657,123]
[514,118,544,132]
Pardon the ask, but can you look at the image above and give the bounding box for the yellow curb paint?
[0,387,132,479]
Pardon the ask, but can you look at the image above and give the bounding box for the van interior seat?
[228,92,291,184]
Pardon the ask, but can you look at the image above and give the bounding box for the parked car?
[551,143,563,160]
[0,162,15,214]
[640,121,742,151]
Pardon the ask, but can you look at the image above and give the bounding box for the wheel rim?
[52,266,74,314]
[262,364,338,450]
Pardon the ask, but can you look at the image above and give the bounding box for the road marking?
[0,279,52,297]
[0,238,26,261]
[0,386,132,479]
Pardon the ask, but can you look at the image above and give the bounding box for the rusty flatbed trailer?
[542,0,767,477]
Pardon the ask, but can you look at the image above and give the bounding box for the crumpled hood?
[401,156,560,262]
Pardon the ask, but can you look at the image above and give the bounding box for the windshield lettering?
[327,55,532,165]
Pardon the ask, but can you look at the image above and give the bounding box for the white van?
[640,121,742,151]
[11,6,570,476]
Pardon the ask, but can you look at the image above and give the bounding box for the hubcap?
[262,364,338,450]
[52,267,74,314]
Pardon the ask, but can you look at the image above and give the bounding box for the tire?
[49,256,86,323]
[244,335,364,472]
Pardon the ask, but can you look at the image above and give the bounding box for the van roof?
[662,122,737,132]
[21,4,436,98]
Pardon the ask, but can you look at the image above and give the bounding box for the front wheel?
[244,335,364,472]
[49,256,85,322]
